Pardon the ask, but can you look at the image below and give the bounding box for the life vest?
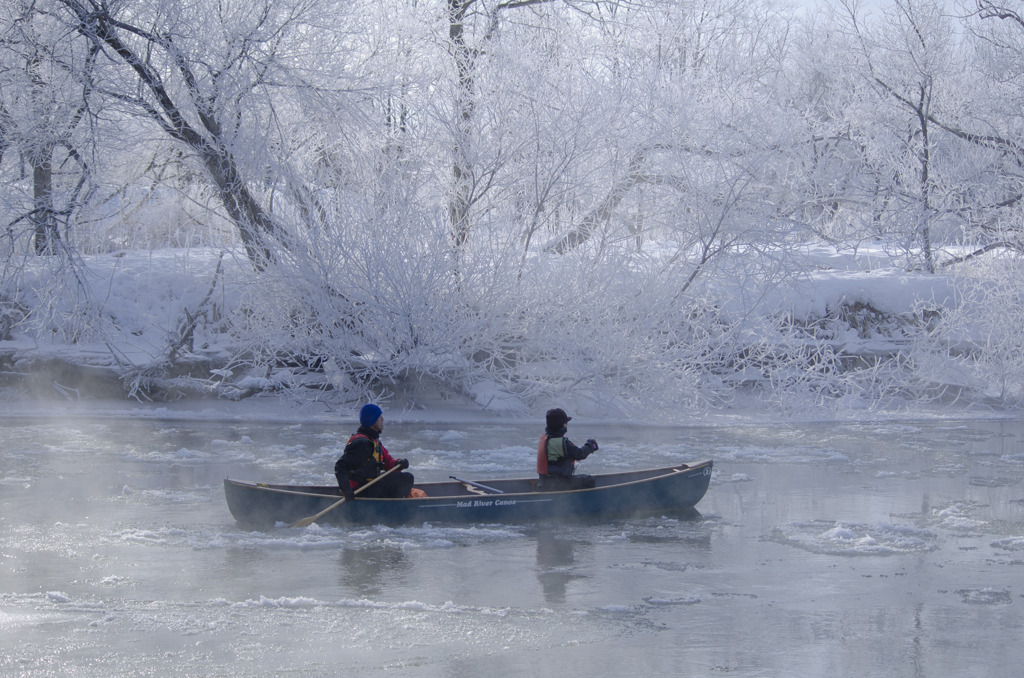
[347,432,384,483]
[536,435,548,474]
[538,434,574,476]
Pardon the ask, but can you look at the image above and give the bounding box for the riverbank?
[0,245,1015,418]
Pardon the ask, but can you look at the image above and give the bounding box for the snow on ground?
[0,242,1007,421]
[2,248,248,366]
[3,244,953,359]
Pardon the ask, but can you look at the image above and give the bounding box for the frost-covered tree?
[0,1,97,255]
[52,0,363,271]
[940,0,1024,261]
[830,0,974,272]
[818,0,1024,269]
[10,0,1024,411]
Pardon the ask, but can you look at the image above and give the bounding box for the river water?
[2,410,1023,676]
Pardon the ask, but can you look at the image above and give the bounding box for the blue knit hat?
[359,403,383,427]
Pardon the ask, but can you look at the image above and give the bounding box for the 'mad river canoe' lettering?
[456,499,518,508]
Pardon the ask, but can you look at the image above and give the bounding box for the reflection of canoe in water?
[224,461,713,527]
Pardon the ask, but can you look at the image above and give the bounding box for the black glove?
[341,486,355,502]
[586,439,598,451]
[396,458,410,471]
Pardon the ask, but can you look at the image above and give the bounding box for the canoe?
[223,460,712,527]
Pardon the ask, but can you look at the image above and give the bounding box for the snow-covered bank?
[1,245,1021,418]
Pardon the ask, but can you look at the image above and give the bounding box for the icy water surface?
[2,413,1024,676]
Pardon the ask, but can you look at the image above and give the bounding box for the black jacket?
[334,425,395,488]
[543,425,597,477]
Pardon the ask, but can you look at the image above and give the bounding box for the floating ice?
[115,529,170,545]
[822,524,858,541]
[934,504,988,531]
[643,595,701,606]
[771,520,938,555]
[991,537,1024,552]
[956,588,1013,605]
[257,595,319,609]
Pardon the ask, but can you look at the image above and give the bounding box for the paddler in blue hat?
[335,404,416,500]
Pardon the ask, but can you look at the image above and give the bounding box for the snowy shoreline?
[1,246,1020,419]
[0,392,1017,429]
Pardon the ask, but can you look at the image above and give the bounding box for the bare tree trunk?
[199,149,278,269]
[915,87,936,274]
[31,145,59,254]
[56,0,282,271]
[544,151,648,254]
[0,102,12,166]
[445,0,557,258]
[447,0,475,258]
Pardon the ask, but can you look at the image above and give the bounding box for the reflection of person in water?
[339,544,407,596]
[535,530,580,604]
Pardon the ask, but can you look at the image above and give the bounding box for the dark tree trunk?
[32,147,59,255]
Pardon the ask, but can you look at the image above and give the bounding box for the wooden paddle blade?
[290,496,345,527]
[289,464,401,527]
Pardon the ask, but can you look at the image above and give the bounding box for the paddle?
[450,475,504,494]
[290,465,401,528]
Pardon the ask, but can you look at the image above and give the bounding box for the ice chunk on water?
[772,520,938,555]
[957,588,1012,605]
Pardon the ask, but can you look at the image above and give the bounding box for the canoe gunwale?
[226,461,710,502]
[247,484,338,499]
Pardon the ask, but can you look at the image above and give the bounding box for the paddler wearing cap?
[536,408,599,491]
[334,403,416,500]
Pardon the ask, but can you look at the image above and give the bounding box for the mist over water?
[2,413,1024,676]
